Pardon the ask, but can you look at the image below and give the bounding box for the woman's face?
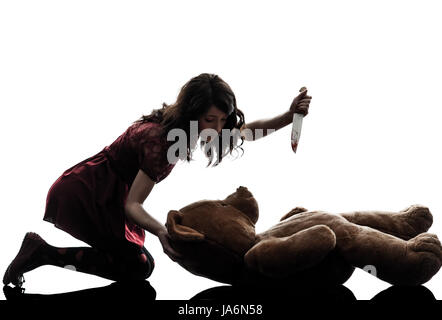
[198,105,228,136]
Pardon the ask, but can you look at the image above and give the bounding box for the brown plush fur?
[167,186,442,288]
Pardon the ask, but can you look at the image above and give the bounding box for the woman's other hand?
[157,229,182,262]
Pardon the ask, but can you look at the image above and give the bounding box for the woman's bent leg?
[3,232,154,286]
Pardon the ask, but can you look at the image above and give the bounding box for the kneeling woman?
[3,73,311,287]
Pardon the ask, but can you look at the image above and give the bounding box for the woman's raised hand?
[289,87,312,116]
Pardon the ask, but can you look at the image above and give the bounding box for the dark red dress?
[43,121,175,250]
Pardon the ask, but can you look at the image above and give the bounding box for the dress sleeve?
[137,124,174,183]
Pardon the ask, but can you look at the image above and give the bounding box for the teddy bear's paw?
[409,233,441,256]
[398,205,433,237]
[404,233,442,284]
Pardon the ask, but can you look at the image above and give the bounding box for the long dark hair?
[133,73,245,166]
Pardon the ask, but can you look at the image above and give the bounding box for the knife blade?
[291,112,304,153]
[291,87,307,153]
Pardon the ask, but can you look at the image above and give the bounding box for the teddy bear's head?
[166,186,259,283]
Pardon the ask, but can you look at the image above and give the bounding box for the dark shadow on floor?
[371,285,436,301]
[190,284,357,302]
[3,280,156,303]
[190,284,437,302]
[3,282,436,302]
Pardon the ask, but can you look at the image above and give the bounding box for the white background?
[0,0,441,300]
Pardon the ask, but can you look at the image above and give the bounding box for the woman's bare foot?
[3,232,47,286]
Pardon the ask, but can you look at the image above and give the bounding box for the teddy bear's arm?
[244,225,336,278]
[279,207,308,221]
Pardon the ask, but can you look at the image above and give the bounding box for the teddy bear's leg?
[244,225,336,278]
[339,205,433,240]
[335,221,442,285]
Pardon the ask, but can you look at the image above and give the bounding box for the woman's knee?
[131,248,155,280]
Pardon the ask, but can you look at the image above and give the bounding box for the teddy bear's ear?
[166,210,205,242]
[224,186,259,224]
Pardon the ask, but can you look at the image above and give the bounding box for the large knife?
[291,87,307,153]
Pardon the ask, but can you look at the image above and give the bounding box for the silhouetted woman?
[3,73,311,287]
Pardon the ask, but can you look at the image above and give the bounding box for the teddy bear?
[166,186,442,289]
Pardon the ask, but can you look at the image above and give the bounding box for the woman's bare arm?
[241,111,292,141]
[241,89,312,141]
[124,170,164,236]
[124,169,181,260]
